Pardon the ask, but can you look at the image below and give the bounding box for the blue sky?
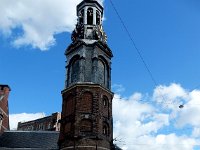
[1,0,200,149]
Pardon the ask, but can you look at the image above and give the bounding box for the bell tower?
[59,0,113,149]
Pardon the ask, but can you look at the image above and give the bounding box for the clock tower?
[58,0,113,149]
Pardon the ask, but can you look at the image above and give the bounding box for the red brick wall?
[59,84,113,150]
[79,92,93,113]
[17,112,61,131]
[0,85,10,133]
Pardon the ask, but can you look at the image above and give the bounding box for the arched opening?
[68,55,80,84]
[99,56,110,88]
[65,95,74,116]
[103,96,108,107]
[87,8,93,25]
[79,9,84,24]
[98,60,105,85]
[96,10,100,25]
[103,123,109,136]
[102,95,109,118]
[71,60,79,83]
[80,92,93,113]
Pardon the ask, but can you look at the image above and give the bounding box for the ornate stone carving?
[71,24,107,43]
[71,23,84,42]
[94,25,107,43]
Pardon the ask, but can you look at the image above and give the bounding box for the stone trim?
[62,145,110,150]
[62,83,114,96]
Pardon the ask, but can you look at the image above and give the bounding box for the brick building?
[0,84,11,133]
[58,0,114,149]
[0,0,122,149]
[17,112,61,131]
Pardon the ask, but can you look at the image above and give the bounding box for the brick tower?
[58,0,113,149]
[0,85,11,133]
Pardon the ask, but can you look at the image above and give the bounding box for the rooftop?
[0,131,59,149]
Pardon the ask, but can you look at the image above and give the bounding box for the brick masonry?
[0,85,11,133]
[17,112,61,131]
[59,84,113,150]
[59,0,114,149]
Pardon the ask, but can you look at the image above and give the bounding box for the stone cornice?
[65,40,113,58]
[62,83,114,96]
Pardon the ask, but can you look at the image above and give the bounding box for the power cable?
[108,0,174,108]
[109,0,158,87]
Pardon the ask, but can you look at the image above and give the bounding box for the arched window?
[103,123,109,136]
[98,56,110,88]
[65,123,71,133]
[71,58,80,83]
[65,95,74,116]
[98,60,105,85]
[103,96,108,107]
[87,8,93,25]
[102,96,109,118]
[80,119,92,132]
[96,10,100,25]
[80,92,93,113]
[79,9,84,24]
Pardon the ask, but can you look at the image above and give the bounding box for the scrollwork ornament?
[71,23,85,42]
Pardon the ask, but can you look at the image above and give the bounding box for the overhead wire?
[109,0,158,87]
[108,0,200,108]
[108,1,200,145]
[108,0,175,108]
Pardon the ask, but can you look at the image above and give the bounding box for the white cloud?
[192,127,200,138]
[121,134,198,150]
[0,0,103,50]
[112,84,125,94]
[8,83,200,149]
[153,83,188,109]
[113,83,200,150]
[9,112,45,130]
[176,90,200,128]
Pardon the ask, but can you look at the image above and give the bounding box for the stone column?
[93,7,97,25]
[84,7,88,24]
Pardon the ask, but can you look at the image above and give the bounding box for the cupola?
[71,0,107,43]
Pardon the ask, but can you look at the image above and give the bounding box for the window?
[103,96,108,107]
[65,95,74,116]
[98,60,105,85]
[102,96,109,118]
[80,92,93,113]
[87,8,93,25]
[0,113,3,120]
[48,123,51,129]
[103,123,109,136]
[71,59,80,83]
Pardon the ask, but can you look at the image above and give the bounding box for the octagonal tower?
[58,0,113,149]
